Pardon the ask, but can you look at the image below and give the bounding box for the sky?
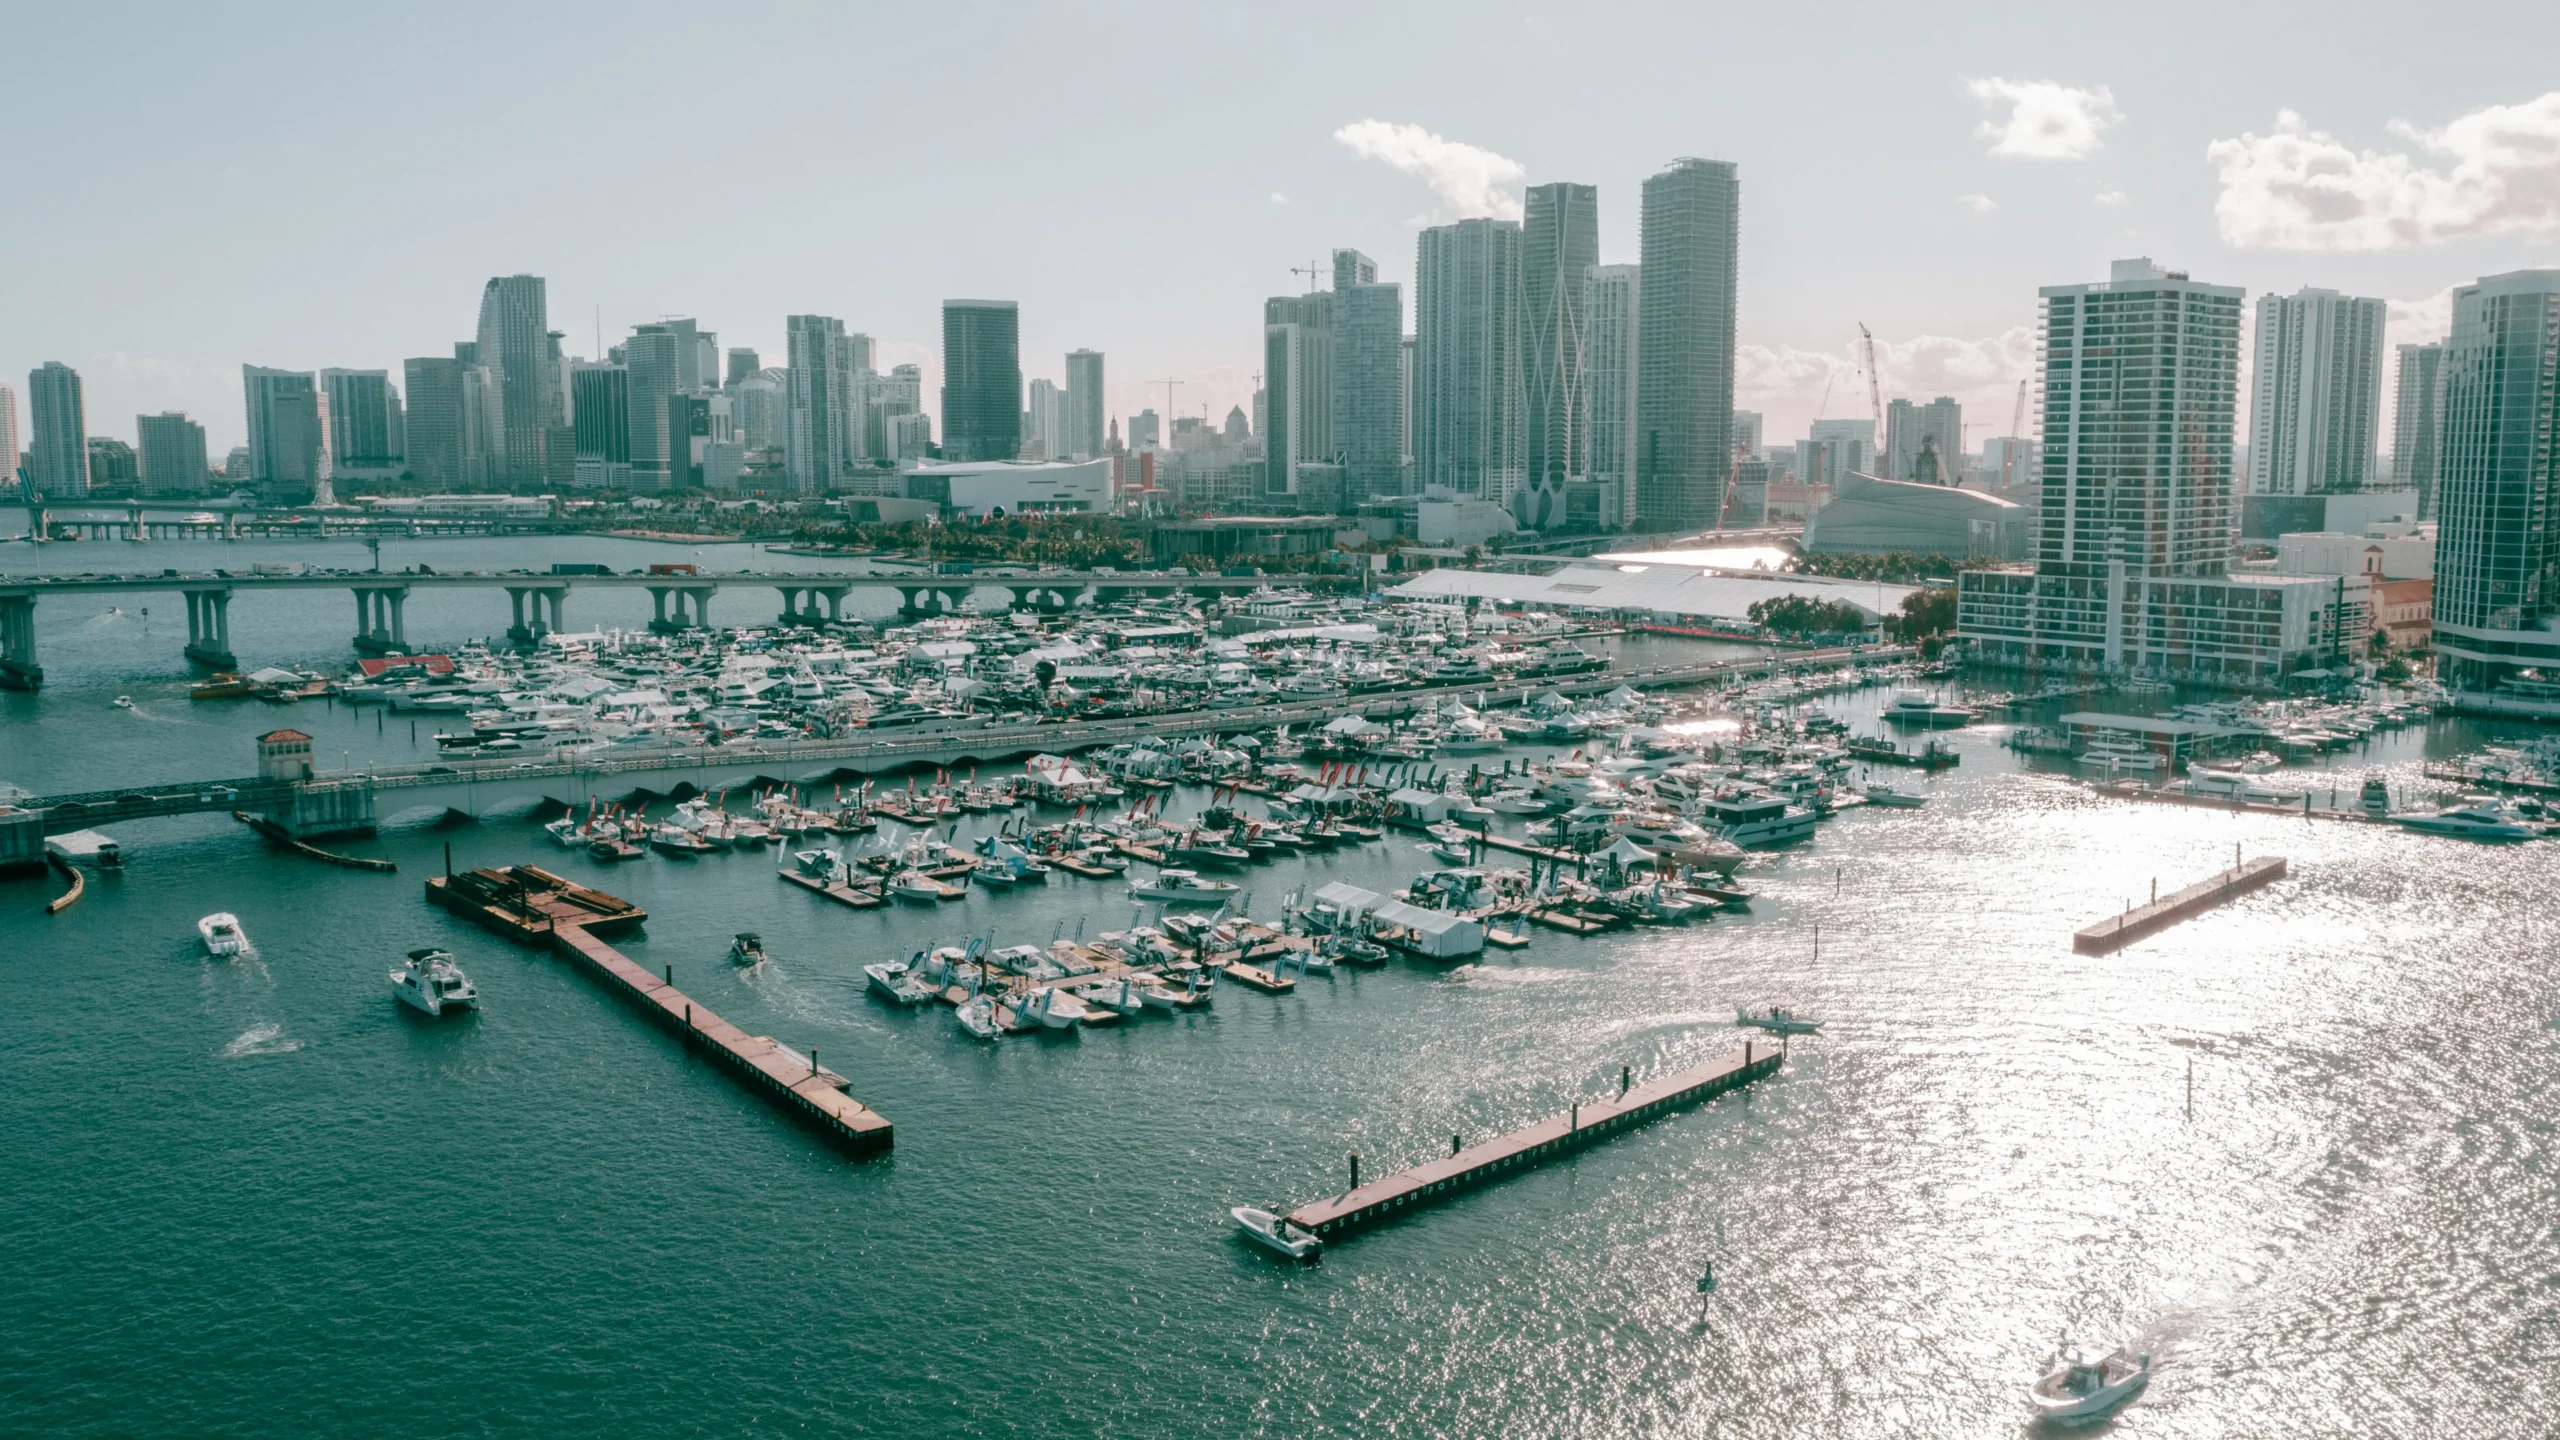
[7,0,2560,460]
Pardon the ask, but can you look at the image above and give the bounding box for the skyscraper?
[941,300,1022,462]
[569,363,631,489]
[2247,286,2387,495]
[624,324,686,491]
[1263,289,1334,502]
[871,364,924,464]
[1064,350,1106,460]
[1960,259,2349,681]
[242,366,326,504]
[321,369,400,480]
[1414,217,1524,502]
[1884,397,1962,483]
[402,358,464,489]
[2432,269,2560,695]
[2390,342,2446,519]
[1522,182,1599,490]
[1634,158,1740,530]
[838,332,875,467]
[726,348,761,388]
[474,275,554,486]
[731,369,785,453]
[785,314,848,494]
[1583,264,1640,514]
[137,412,209,496]
[0,384,19,488]
[26,363,88,499]
[1334,254,1406,506]
[1024,378,1064,460]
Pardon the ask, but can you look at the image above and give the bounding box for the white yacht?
[2030,1348,2151,1422]
[1881,692,1975,728]
[2180,771,2285,805]
[1736,1005,1820,1035]
[542,816,586,847]
[1698,791,1816,847]
[1129,868,1243,904]
[197,912,246,957]
[864,955,938,1006]
[1487,788,1548,815]
[1438,717,1508,753]
[2076,737,2164,774]
[1861,784,1927,808]
[889,868,948,901]
[2395,803,2539,842]
[390,949,479,1017]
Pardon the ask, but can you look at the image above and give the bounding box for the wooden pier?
[2072,855,2288,955]
[426,864,647,942]
[777,867,884,908]
[1282,1044,1783,1240]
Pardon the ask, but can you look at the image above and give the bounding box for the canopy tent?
[1323,715,1382,736]
[1601,836,1661,870]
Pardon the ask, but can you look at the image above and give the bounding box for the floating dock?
[233,811,397,872]
[1282,1044,1782,1241]
[777,867,884,908]
[425,863,889,1154]
[2073,855,2288,955]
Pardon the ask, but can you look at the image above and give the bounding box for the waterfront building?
[26,362,88,499]
[2390,342,2445,519]
[941,299,1022,462]
[1634,157,1740,531]
[85,438,137,491]
[474,275,555,486]
[320,369,400,483]
[1522,182,1599,492]
[2432,269,2560,697]
[1884,396,1961,483]
[569,363,631,490]
[401,358,464,490]
[1959,259,2349,683]
[1414,217,1524,505]
[1024,378,1064,461]
[136,412,208,496]
[241,365,326,505]
[2247,287,2387,496]
[902,457,1112,518]
[1802,471,2031,559]
[1064,350,1106,460]
[1583,263,1639,526]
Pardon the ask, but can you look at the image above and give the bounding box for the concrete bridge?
[0,567,1311,689]
[3,647,1907,844]
[7,499,569,544]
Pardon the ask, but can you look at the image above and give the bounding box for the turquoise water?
[7,537,2559,1437]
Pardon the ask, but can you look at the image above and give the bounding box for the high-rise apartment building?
[624,324,686,491]
[242,365,327,504]
[1522,183,1599,490]
[1064,350,1105,460]
[137,412,209,496]
[941,300,1022,462]
[320,369,400,481]
[1960,258,2347,682]
[2432,269,2560,696]
[1634,158,1740,530]
[725,348,761,388]
[785,314,849,494]
[26,363,89,499]
[1414,217,1524,502]
[1884,396,1962,483]
[402,358,464,489]
[731,369,785,453]
[871,364,924,464]
[474,275,555,486]
[1264,289,1334,503]
[2390,342,2446,519]
[2247,286,2387,495]
[1024,378,1064,461]
[0,384,19,489]
[569,363,631,489]
[1334,252,1406,506]
[1583,264,1640,511]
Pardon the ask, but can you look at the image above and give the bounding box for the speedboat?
[1737,1006,1820,1035]
[543,816,586,847]
[390,948,479,1016]
[1862,784,1927,808]
[1231,1205,1322,1260]
[2395,804,2539,842]
[2030,1348,2151,1422]
[1882,691,1975,728]
[1015,987,1089,1030]
[1130,868,1244,904]
[955,995,1003,1040]
[197,912,246,957]
[726,932,768,966]
[113,695,137,710]
[1082,976,1148,1017]
[889,868,948,901]
[865,955,938,1006]
[648,826,712,858]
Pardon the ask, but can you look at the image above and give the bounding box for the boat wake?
[220,1023,302,1058]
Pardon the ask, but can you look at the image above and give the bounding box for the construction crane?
[1714,437,1749,531]
[2001,379,2029,489]
[1288,258,1326,294]
[1857,323,1885,459]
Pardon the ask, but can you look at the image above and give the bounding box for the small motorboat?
[1327,937,1391,968]
[726,932,768,967]
[197,912,246,957]
[390,948,479,1016]
[889,868,948,902]
[1082,976,1147,1017]
[1016,987,1090,1030]
[1423,838,1475,865]
[543,816,586,847]
[1129,868,1243,904]
[1231,1205,1322,1260]
[2030,1348,2151,1422]
[113,695,137,710]
[955,995,1003,1040]
[648,826,713,858]
[1487,788,1547,815]
[1862,784,1926,808]
[1737,1006,1821,1035]
[865,955,938,1006]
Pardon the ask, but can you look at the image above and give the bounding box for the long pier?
[1283,1043,1782,1241]
[2072,855,2288,955]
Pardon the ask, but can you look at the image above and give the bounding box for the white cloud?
[2093,190,2129,207]
[1965,77,2120,160]
[2206,94,2560,250]
[1269,192,1289,206]
[1333,119,1526,221]
[1738,327,2038,445]
[1959,193,1998,213]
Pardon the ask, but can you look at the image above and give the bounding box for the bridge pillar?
[683,585,717,631]
[895,585,929,618]
[182,588,236,670]
[813,586,849,623]
[648,586,673,632]
[507,586,530,644]
[269,777,377,841]
[536,586,567,637]
[352,585,409,655]
[126,505,147,542]
[0,594,40,691]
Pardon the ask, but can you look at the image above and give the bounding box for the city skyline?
[6,4,2556,460]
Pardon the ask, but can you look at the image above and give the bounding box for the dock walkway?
[1284,1044,1781,1240]
[2073,855,2287,955]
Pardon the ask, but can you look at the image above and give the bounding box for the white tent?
[1601,836,1660,869]
[1368,899,1485,958]
[1324,715,1381,736]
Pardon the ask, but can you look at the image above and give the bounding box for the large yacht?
[390,949,479,1017]
[1698,790,1817,847]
